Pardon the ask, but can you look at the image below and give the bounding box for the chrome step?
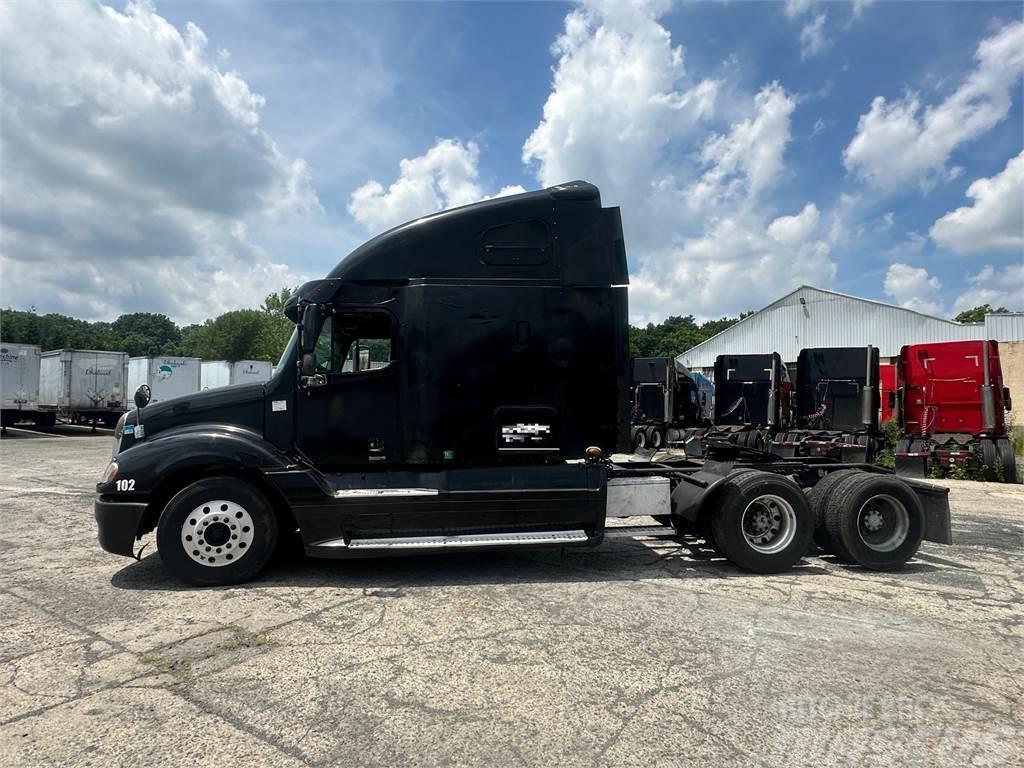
[603,524,677,539]
[317,529,589,550]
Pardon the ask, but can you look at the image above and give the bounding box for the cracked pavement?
[1,431,1021,767]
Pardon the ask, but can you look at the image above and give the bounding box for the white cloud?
[799,14,830,59]
[952,264,1024,313]
[347,139,525,233]
[517,1,834,323]
[843,20,1024,191]
[640,212,835,325]
[851,0,876,18]
[784,0,815,19]
[930,151,1024,253]
[851,0,876,19]
[0,0,320,323]
[883,231,928,258]
[687,83,796,209]
[521,0,719,255]
[883,263,943,315]
[768,203,820,245]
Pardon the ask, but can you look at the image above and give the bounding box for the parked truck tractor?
[683,353,790,457]
[893,339,1016,482]
[629,357,708,449]
[94,182,951,586]
[772,346,882,463]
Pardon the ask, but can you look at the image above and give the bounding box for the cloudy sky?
[1,0,1021,325]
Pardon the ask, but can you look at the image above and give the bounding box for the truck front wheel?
[156,477,278,586]
[709,471,813,573]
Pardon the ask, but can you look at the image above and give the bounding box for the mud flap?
[895,454,927,479]
[839,446,867,463]
[899,478,952,544]
[670,470,729,522]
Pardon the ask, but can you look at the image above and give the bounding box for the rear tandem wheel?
[708,470,814,574]
[822,473,925,571]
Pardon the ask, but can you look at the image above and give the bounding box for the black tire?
[649,427,664,450]
[823,473,924,571]
[156,476,278,586]
[634,428,647,449]
[709,471,814,573]
[804,469,861,557]
[997,439,1017,483]
[980,440,999,480]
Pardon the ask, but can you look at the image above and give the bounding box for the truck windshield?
[275,328,297,373]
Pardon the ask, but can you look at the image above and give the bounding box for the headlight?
[101,461,119,484]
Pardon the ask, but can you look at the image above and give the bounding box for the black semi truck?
[629,357,708,450]
[684,353,791,457]
[95,182,950,585]
[772,346,882,463]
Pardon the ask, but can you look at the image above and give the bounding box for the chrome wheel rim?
[180,499,254,567]
[740,494,797,554]
[856,494,909,552]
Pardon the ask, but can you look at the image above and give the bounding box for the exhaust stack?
[981,340,996,432]
[860,346,875,428]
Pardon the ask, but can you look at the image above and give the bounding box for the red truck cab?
[894,339,1015,481]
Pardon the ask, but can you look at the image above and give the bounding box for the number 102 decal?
[115,478,136,492]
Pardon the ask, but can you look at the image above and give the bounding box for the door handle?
[300,373,328,388]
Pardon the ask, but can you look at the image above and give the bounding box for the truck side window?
[313,316,338,373]
[325,311,393,374]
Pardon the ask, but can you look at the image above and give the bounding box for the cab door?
[296,308,400,470]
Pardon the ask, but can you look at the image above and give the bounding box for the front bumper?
[94,495,149,557]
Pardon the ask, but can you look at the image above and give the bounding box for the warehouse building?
[677,285,1024,429]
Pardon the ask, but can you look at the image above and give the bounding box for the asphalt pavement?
[1,433,1021,767]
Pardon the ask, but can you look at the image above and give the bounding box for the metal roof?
[677,285,1021,369]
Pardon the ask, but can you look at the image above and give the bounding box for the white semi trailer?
[39,349,130,427]
[127,356,201,404]
[200,360,273,389]
[0,342,50,430]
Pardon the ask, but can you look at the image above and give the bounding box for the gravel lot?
[1,429,1022,767]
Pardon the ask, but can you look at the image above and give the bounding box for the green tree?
[0,308,40,344]
[35,313,93,350]
[629,312,748,360]
[187,310,282,362]
[260,287,295,359]
[953,304,1011,324]
[111,313,180,354]
[261,286,295,316]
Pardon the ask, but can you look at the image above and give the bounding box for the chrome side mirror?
[134,384,151,409]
